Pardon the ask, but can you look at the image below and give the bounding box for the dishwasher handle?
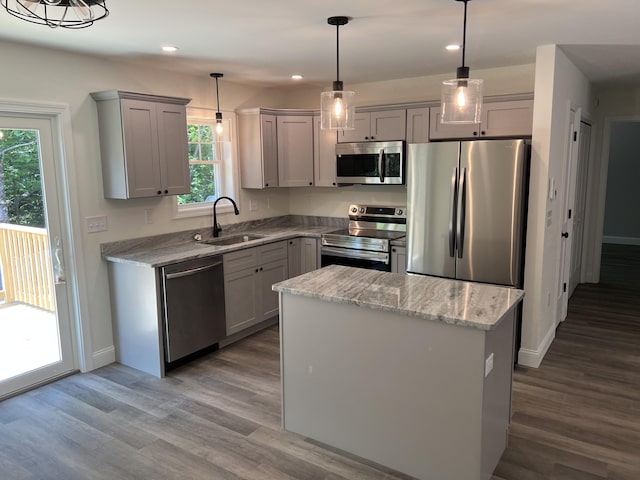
[164,260,223,280]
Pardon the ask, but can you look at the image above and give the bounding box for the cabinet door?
[338,112,370,143]
[480,100,533,138]
[313,116,338,187]
[156,102,190,195]
[406,108,430,143]
[287,238,301,278]
[277,116,314,187]
[370,109,406,141]
[259,259,288,320]
[261,114,279,188]
[121,99,162,198]
[391,246,407,274]
[224,266,259,335]
[258,241,287,264]
[429,106,478,140]
[300,238,319,274]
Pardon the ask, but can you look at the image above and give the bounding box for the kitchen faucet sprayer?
[213,196,240,237]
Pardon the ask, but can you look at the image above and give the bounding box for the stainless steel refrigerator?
[406,139,529,287]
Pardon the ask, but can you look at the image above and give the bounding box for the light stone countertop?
[101,215,346,268]
[272,265,524,331]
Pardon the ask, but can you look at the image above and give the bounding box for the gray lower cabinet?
[224,241,288,335]
[287,237,319,277]
[391,246,407,274]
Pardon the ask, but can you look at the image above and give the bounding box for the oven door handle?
[322,246,389,264]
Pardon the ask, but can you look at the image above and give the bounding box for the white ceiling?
[1,0,640,87]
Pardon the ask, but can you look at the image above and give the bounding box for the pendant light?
[210,73,225,141]
[440,0,483,124]
[1,0,108,29]
[320,16,355,131]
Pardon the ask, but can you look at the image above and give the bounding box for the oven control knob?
[397,209,403,215]
[351,207,358,213]
[360,208,365,213]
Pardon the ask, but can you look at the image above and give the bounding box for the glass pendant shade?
[441,77,483,124]
[321,88,355,130]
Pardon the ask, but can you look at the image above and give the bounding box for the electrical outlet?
[144,209,153,224]
[485,353,494,377]
[86,215,108,233]
[249,200,258,212]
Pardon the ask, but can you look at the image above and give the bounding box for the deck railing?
[0,223,54,311]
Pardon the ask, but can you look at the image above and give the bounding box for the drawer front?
[224,247,258,273]
[257,241,287,264]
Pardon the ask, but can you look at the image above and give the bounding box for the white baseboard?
[92,346,116,370]
[517,326,555,368]
[602,235,640,246]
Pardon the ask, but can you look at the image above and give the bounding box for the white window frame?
[173,108,239,219]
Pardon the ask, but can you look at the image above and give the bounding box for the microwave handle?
[378,148,385,182]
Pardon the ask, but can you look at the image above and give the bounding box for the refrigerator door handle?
[378,148,385,182]
[449,167,458,257]
[456,167,467,258]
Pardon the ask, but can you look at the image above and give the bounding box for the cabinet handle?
[365,136,369,140]
[371,136,375,140]
[481,131,486,136]
[265,183,269,187]
[157,190,162,195]
[255,268,259,273]
[392,248,396,253]
[332,182,336,186]
[309,182,313,186]
[260,267,263,271]
[164,190,168,194]
[473,132,478,136]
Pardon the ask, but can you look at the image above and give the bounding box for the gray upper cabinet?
[338,109,407,143]
[429,99,533,140]
[313,116,338,187]
[406,107,430,143]
[91,90,190,199]
[277,116,314,187]
[238,111,279,189]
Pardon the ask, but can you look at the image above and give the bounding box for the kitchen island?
[273,265,524,480]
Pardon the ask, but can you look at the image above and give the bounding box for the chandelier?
[1,0,109,29]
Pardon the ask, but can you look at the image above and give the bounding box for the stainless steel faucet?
[213,196,240,237]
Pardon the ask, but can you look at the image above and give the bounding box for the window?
[174,110,237,218]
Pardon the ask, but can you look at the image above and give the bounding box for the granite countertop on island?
[273,264,524,330]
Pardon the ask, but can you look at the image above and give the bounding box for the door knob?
[561,232,569,238]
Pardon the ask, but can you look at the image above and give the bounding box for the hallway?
[493,244,640,479]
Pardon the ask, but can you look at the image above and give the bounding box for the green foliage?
[0,129,45,228]
[178,124,217,205]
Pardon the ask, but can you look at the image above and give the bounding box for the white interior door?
[0,115,76,399]
[569,121,592,295]
[558,109,581,323]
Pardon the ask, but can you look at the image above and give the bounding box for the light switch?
[86,215,108,233]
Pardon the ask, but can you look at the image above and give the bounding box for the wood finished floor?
[0,243,638,479]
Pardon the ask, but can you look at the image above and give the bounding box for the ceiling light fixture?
[162,45,179,53]
[441,0,483,124]
[291,74,304,80]
[1,0,108,29]
[445,44,460,51]
[320,16,355,131]
[210,73,225,140]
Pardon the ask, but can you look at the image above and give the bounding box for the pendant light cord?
[335,23,340,83]
[215,77,221,113]
[461,0,468,68]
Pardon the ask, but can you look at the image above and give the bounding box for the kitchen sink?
[199,233,265,246]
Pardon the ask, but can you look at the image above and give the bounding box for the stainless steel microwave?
[335,141,405,185]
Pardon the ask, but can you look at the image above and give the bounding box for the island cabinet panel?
[91,90,191,199]
[277,116,314,187]
[279,293,515,480]
[224,241,287,335]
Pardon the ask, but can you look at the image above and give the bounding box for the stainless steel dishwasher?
[161,255,226,363]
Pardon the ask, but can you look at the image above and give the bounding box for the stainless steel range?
[321,204,406,271]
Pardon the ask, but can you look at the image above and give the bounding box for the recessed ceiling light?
[446,44,460,51]
[162,45,179,53]
[291,74,304,80]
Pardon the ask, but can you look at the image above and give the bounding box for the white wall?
[0,40,295,371]
[519,45,593,368]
